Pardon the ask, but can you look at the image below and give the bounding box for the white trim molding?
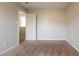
[0,44,18,55]
[26,39,66,40]
[36,39,66,40]
[66,40,79,52]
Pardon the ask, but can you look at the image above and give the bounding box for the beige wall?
[66,3,79,51]
[27,8,66,40]
[0,3,27,54]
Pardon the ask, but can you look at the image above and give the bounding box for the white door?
[26,13,36,40]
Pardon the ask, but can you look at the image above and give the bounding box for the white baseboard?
[37,39,66,40]
[26,39,66,40]
[26,39,36,40]
[66,40,79,52]
[0,44,19,55]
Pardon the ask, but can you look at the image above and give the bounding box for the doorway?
[19,12,37,44]
[19,11,26,44]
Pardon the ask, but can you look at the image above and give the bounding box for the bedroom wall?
[27,8,66,40]
[0,3,27,54]
[66,3,79,51]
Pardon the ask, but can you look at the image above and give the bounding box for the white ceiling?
[20,2,70,9]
